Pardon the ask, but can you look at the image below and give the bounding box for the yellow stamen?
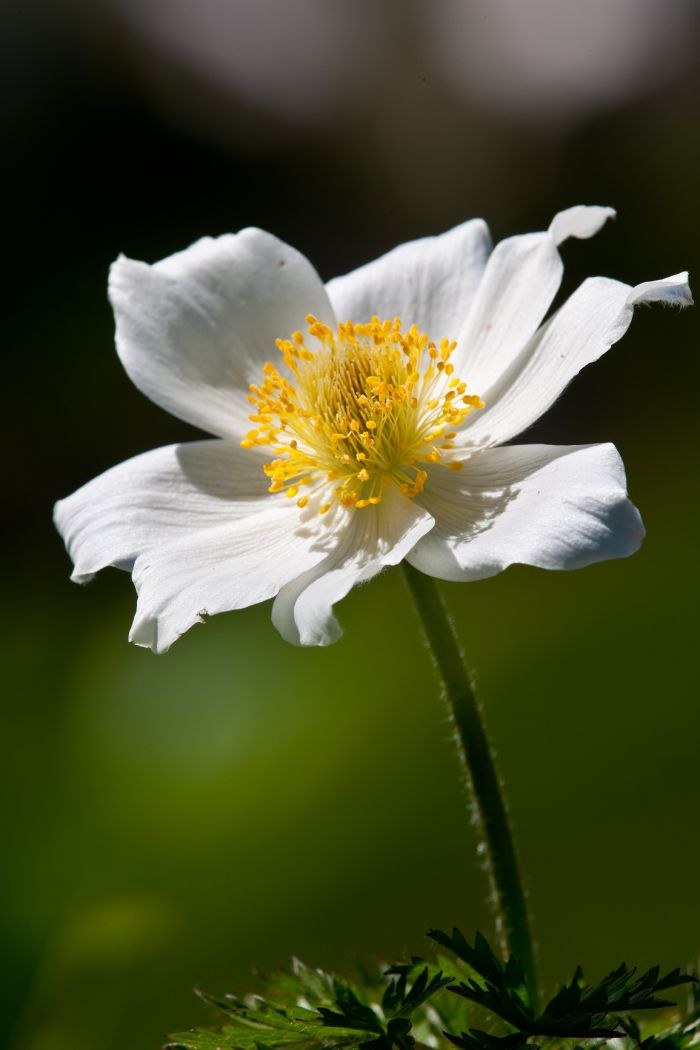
[242,315,483,513]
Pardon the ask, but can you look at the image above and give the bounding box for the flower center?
[241,315,484,513]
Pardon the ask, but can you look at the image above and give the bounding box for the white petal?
[409,444,643,581]
[627,271,693,307]
[548,205,616,246]
[271,487,434,647]
[454,205,615,393]
[110,229,335,439]
[324,219,492,344]
[54,440,272,583]
[459,270,692,449]
[129,503,329,653]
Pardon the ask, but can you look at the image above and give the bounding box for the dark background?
[3,2,700,1049]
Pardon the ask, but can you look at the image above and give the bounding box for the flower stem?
[401,562,537,1002]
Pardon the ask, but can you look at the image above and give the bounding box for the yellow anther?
[449,460,465,472]
[243,313,482,513]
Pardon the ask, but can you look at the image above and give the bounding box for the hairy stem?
[401,562,537,1002]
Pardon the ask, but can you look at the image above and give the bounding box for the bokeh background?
[4,2,700,1048]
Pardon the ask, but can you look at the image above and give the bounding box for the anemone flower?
[55,206,691,650]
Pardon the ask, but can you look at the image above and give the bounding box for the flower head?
[55,206,691,650]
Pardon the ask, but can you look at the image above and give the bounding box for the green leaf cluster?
[429,928,698,1050]
[165,931,697,1050]
[165,957,452,1050]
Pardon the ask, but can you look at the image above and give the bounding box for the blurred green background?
[3,2,700,1048]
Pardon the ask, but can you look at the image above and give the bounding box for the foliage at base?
[429,928,698,1049]
[165,930,698,1050]
[165,957,452,1050]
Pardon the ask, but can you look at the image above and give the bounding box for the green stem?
[401,562,537,1002]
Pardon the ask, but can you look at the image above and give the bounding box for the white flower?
[54,206,691,651]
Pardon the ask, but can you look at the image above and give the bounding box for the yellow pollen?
[241,315,483,514]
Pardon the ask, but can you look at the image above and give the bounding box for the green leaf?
[430,928,698,1049]
[317,980,383,1035]
[165,955,456,1050]
[428,928,533,1030]
[382,963,454,1019]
